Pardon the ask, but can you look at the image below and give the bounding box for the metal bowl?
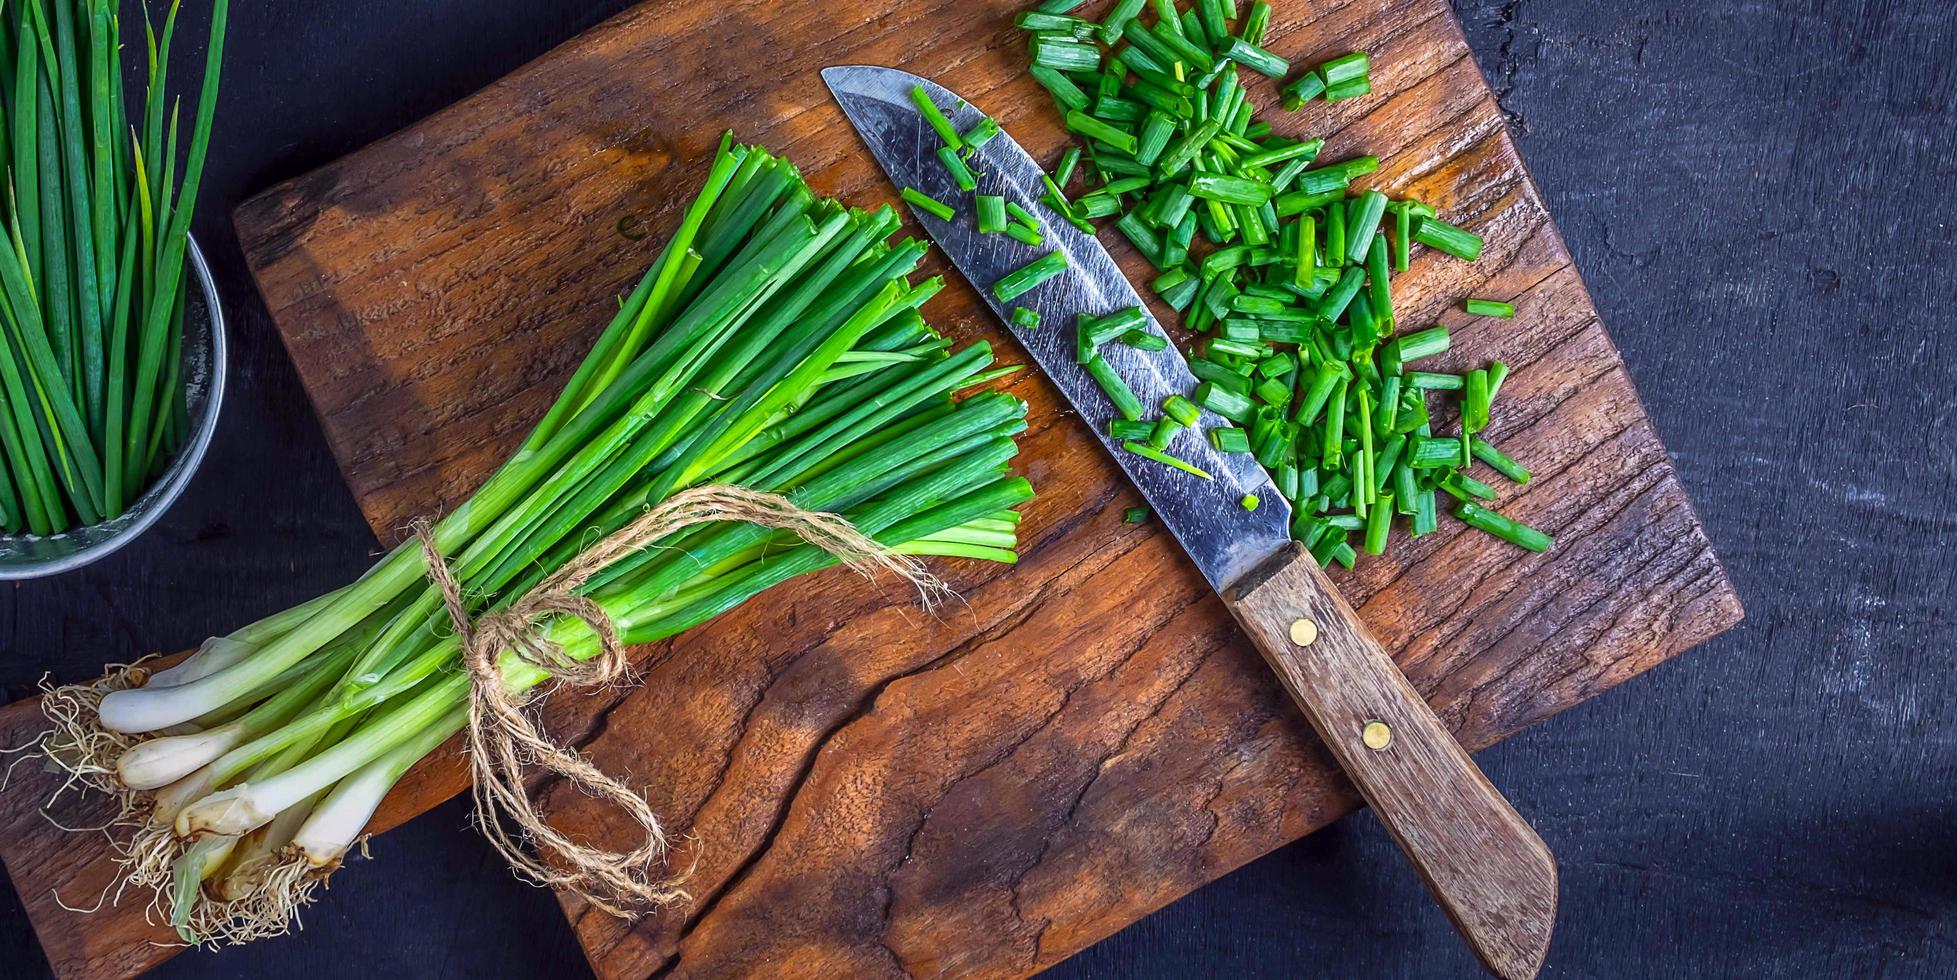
[0,238,227,579]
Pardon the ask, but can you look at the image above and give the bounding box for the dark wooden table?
[1,1,1950,976]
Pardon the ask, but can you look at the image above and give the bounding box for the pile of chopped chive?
[0,0,228,536]
[995,0,1552,565]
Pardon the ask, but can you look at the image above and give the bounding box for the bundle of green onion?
[998,0,1550,565]
[53,135,1032,942]
[0,0,226,535]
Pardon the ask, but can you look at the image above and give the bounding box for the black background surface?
[2,1,1952,977]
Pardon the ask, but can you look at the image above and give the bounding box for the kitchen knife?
[824,65,1557,979]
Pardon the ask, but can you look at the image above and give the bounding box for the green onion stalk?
[0,0,228,535]
[42,135,1034,945]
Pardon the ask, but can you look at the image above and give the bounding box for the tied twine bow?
[412,484,946,917]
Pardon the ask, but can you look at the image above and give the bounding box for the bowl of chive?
[0,238,226,580]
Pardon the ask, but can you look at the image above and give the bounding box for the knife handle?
[1225,544,1558,980]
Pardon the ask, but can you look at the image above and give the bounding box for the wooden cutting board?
[0,0,1743,976]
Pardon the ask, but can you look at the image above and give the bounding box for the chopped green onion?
[1293,214,1317,288]
[1031,35,1103,73]
[1221,37,1289,78]
[1470,436,1531,484]
[1097,174,1153,196]
[1143,17,1213,71]
[1363,492,1393,554]
[1121,329,1169,351]
[1323,512,1366,532]
[1320,51,1369,86]
[1406,370,1463,390]
[1207,337,1265,359]
[1305,154,1380,189]
[1242,0,1272,43]
[1356,388,1377,507]
[1085,353,1147,420]
[1196,0,1228,43]
[1124,504,1152,523]
[1163,394,1201,426]
[1324,75,1372,101]
[1319,266,1365,321]
[1041,175,1097,234]
[1195,381,1255,422]
[1392,326,1451,363]
[1444,471,1499,501]
[1082,307,1147,350]
[1123,440,1214,479]
[1055,146,1084,186]
[1101,0,1149,42]
[1135,110,1178,165]
[1456,501,1552,552]
[994,251,1069,301]
[1463,368,1491,433]
[1157,118,1224,176]
[1242,138,1324,170]
[1409,435,1467,468]
[1241,493,1261,511]
[1281,71,1326,109]
[1389,202,1414,271]
[1210,425,1251,453]
[1031,65,1091,111]
[938,146,977,191]
[1411,489,1438,536]
[1191,361,1248,394]
[1003,222,1046,247]
[1063,109,1139,154]
[910,84,963,150]
[1011,306,1041,329]
[1188,173,1275,206]
[901,186,956,222]
[1413,215,1484,261]
[1330,541,1358,569]
[1297,361,1346,424]
[1076,315,1101,364]
[1319,191,1347,262]
[1110,418,1156,440]
[1347,190,1389,265]
[977,195,1008,234]
[1017,11,1093,34]
[1253,375,1292,407]
[1148,417,1184,449]
[1115,211,1163,258]
[1465,298,1515,317]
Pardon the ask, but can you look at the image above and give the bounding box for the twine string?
[412,484,943,916]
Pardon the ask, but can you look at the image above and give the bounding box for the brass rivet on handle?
[1361,721,1393,750]
[1288,618,1319,647]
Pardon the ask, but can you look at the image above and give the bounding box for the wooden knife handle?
[1225,544,1558,980]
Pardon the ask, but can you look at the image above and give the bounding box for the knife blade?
[825,64,1557,980]
[821,64,1289,595]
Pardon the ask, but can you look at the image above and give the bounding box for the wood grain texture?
[0,0,1741,976]
[1226,543,1556,979]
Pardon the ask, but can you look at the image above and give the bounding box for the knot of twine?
[412,484,944,918]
